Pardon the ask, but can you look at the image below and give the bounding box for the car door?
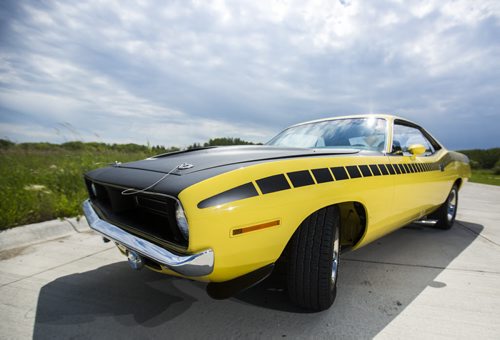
[388,120,444,224]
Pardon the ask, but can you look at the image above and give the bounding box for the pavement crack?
[0,247,114,289]
[455,221,500,248]
[342,258,500,275]
[64,217,85,233]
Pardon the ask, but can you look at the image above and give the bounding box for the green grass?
[469,169,500,186]
[0,143,498,230]
[0,148,155,230]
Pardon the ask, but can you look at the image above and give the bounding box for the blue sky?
[0,0,499,150]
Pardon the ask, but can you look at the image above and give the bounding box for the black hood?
[85,146,360,197]
[119,145,359,175]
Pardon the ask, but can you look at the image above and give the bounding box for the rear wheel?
[430,184,458,230]
[287,206,340,311]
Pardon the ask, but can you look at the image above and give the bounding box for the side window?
[392,124,434,155]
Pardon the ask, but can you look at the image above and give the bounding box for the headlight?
[91,183,97,197]
[175,202,189,240]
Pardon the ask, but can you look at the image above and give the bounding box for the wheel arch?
[337,201,367,251]
[277,200,367,266]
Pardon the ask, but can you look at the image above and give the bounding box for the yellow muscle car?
[82,114,470,311]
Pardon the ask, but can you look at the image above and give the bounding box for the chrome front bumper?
[82,199,214,277]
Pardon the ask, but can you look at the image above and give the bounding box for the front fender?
[178,155,393,282]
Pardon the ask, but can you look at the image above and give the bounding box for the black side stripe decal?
[256,174,290,194]
[287,170,315,187]
[198,182,258,209]
[370,164,381,176]
[199,160,445,208]
[359,165,372,177]
[346,165,362,179]
[331,167,349,180]
[312,168,334,183]
[379,164,389,175]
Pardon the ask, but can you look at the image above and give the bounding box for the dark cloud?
[0,0,499,149]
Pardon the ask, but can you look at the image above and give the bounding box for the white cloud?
[0,122,58,141]
[0,0,499,149]
[0,89,84,121]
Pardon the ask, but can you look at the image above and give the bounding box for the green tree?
[458,148,500,169]
[0,139,15,149]
[203,137,256,146]
[494,160,500,175]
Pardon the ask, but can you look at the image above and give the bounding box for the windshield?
[267,117,387,152]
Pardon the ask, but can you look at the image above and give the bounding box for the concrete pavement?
[0,217,89,252]
[0,182,499,339]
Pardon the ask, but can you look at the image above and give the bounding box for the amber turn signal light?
[232,220,280,236]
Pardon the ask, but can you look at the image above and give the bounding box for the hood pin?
[178,163,194,170]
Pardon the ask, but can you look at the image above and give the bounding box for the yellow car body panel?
[83,114,471,285]
[176,149,469,282]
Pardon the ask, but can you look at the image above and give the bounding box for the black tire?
[287,205,340,311]
[430,184,459,230]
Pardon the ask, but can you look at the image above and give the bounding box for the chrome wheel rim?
[331,226,340,283]
[447,189,457,222]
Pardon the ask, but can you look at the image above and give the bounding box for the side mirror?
[408,144,426,156]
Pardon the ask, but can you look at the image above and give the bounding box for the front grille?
[85,179,187,248]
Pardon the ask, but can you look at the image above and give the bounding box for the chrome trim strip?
[82,199,214,277]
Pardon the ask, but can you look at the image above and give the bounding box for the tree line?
[457,148,500,171]
[0,137,258,153]
[1,138,497,172]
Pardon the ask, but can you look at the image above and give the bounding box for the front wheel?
[287,206,340,311]
[430,184,459,230]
